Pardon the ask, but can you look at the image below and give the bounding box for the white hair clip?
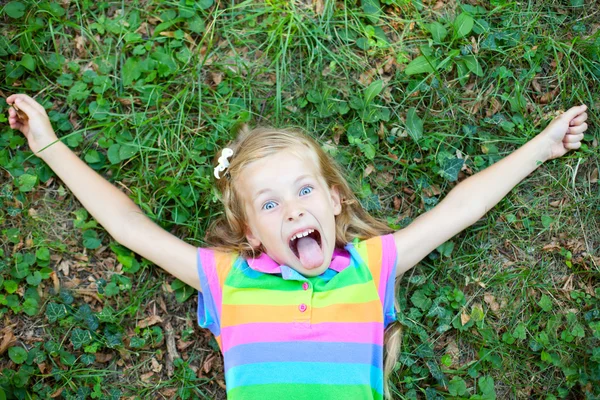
[214,147,234,179]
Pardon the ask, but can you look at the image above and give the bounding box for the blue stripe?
[382,235,398,327]
[225,341,382,370]
[225,361,384,393]
[383,261,397,328]
[196,250,220,337]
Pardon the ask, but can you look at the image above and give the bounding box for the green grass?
[1,0,599,399]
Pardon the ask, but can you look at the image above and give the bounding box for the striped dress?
[196,234,398,399]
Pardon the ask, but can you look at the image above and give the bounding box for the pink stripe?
[378,235,396,304]
[199,249,223,317]
[221,322,384,353]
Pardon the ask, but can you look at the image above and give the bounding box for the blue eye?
[299,186,313,196]
[262,201,277,210]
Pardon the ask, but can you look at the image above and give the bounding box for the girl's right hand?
[6,93,59,157]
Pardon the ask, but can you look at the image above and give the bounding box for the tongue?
[296,236,323,270]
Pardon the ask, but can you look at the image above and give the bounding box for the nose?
[286,208,305,222]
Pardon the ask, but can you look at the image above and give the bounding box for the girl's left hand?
[540,104,588,160]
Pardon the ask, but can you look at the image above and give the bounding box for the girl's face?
[236,147,342,276]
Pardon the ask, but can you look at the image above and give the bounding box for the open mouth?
[289,229,322,259]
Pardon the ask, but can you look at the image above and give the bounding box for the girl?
[6,93,589,399]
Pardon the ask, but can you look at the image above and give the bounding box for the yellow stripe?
[365,237,383,287]
[221,300,383,326]
[215,251,236,287]
[222,282,378,306]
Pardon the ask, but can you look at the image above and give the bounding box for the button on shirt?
[196,235,398,400]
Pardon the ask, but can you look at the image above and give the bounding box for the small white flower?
[214,147,234,179]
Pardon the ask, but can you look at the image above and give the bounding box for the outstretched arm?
[6,94,200,291]
[393,105,589,277]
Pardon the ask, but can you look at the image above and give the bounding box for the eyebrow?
[252,174,313,202]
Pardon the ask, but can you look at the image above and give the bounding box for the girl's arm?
[6,94,200,291]
[393,105,589,277]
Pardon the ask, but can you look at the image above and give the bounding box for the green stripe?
[222,281,378,306]
[227,383,382,400]
[226,261,373,291]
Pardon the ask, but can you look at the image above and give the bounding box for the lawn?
[0,0,599,399]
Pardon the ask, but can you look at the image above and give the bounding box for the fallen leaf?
[50,271,60,293]
[37,362,48,374]
[313,0,324,15]
[95,353,113,363]
[210,72,223,86]
[460,312,471,325]
[483,294,500,312]
[202,353,217,374]
[539,87,560,104]
[160,388,177,397]
[50,388,64,398]
[445,339,460,366]
[140,371,154,382]
[137,315,163,329]
[590,167,598,183]
[57,260,70,276]
[486,98,502,117]
[177,340,194,352]
[0,327,16,354]
[151,357,163,373]
[363,164,375,178]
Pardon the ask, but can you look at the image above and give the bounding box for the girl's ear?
[330,185,342,216]
[245,228,262,248]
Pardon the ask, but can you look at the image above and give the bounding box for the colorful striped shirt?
[196,234,398,399]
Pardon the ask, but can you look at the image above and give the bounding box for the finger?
[7,108,22,125]
[564,142,581,150]
[9,120,24,130]
[569,112,587,126]
[567,123,588,135]
[562,104,587,120]
[8,94,45,114]
[563,133,584,143]
[11,97,39,119]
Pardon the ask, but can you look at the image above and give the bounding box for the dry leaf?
[137,315,163,329]
[140,371,154,382]
[313,0,324,15]
[363,164,375,178]
[177,340,194,352]
[393,197,401,211]
[50,271,60,293]
[37,362,48,374]
[210,72,223,86]
[151,357,163,373]
[460,312,471,325]
[483,294,500,312]
[202,354,217,374]
[95,353,114,363]
[445,339,460,366]
[58,260,70,276]
[0,327,16,354]
[486,98,502,117]
[50,388,64,398]
[539,87,560,104]
[590,167,598,184]
[160,388,177,397]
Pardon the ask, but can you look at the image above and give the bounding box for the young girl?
[6,93,588,399]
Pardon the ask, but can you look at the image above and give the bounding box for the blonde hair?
[205,126,402,398]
